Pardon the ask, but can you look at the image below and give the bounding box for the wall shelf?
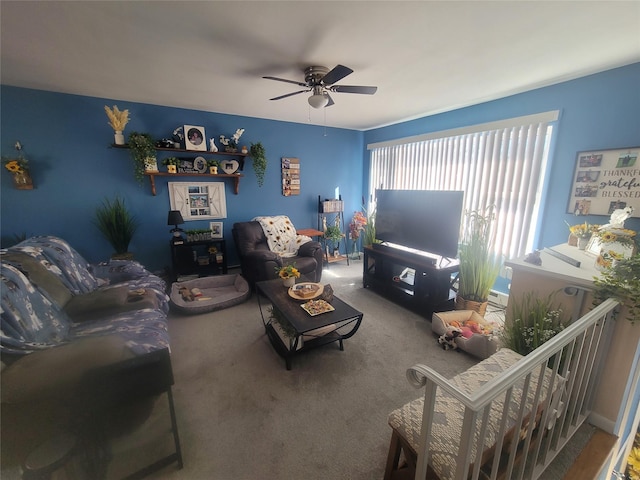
[111,144,248,195]
[111,143,249,158]
[143,172,243,196]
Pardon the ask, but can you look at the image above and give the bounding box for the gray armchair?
[232,220,323,287]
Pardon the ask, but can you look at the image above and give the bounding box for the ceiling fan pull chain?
[324,108,328,137]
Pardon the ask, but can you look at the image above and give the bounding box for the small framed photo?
[184,125,206,151]
[209,221,223,239]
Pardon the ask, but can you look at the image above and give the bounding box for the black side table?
[170,238,227,281]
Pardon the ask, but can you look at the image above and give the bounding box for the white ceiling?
[2,1,639,131]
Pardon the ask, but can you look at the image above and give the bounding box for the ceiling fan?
[263,65,377,108]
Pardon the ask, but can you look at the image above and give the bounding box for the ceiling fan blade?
[321,65,353,85]
[269,90,309,101]
[330,85,378,95]
[263,76,308,87]
[325,94,335,107]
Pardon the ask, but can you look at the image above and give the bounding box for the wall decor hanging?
[3,141,33,190]
[168,182,227,220]
[282,157,300,196]
[567,147,640,216]
[184,125,207,151]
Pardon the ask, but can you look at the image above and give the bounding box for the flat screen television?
[374,189,464,259]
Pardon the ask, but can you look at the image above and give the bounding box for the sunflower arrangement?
[104,105,130,132]
[566,221,596,239]
[276,263,300,279]
[594,227,637,248]
[627,432,640,480]
[3,141,28,173]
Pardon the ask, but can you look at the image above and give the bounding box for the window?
[367,111,558,260]
[168,182,227,221]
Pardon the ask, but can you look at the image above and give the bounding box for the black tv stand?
[363,245,459,318]
[372,242,438,265]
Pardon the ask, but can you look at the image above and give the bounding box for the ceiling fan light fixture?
[308,92,329,109]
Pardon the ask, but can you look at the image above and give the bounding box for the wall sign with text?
[567,147,640,217]
[282,157,300,196]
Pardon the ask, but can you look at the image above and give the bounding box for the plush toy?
[179,287,194,302]
[438,326,461,350]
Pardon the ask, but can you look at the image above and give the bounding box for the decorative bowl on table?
[288,282,323,301]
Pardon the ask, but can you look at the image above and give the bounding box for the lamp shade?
[167,210,184,226]
[308,93,329,109]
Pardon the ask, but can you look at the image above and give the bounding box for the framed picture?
[209,221,223,238]
[168,182,227,220]
[184,125,206,151]
[282,157,300,196]
[567,146,640,216]
[176,156,208,174]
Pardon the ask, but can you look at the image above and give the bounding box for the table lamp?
[168,210,185,243]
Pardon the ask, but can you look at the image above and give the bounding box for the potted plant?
[207,159,219,174]
[104,105,129,145]
[249,142,267,187]
[163,156,180,173]
[500,291,567,355]
[276,263,300,287]
[93,195,139,259]
[566,221,595,250]
[128,132,157,182]
[456,205,502,315]
[324,225,343,256]
[362,204,377,248]
[593,252,640,323]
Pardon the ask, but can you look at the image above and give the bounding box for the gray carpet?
[101,260,593,479]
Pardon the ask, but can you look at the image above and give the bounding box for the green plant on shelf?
[127,132,156,182]
[162,157,180,166]
[324,225,343,251]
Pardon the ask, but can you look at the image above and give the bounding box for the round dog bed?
[170,274,250,315]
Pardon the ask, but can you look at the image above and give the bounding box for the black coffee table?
[256,278,363,370]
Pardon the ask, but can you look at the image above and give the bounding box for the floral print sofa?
[0,235,170,360]
[0,236,182,476]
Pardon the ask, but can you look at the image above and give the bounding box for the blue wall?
[2,63,639,274]
[0,87,364,271]
[364,63,640,250]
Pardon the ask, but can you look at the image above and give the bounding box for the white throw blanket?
[253,215,311,257]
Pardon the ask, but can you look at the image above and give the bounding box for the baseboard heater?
[488,289,509,307]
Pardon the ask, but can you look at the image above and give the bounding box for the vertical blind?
[368,112,558,260]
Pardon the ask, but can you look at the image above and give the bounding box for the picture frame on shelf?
[184,125,207,151]
[210,221,223,239]
[176,157,208,174]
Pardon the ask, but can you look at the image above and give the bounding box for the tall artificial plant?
[457,205,502,303]
[500,291,567,356]
[94,195,139,257]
